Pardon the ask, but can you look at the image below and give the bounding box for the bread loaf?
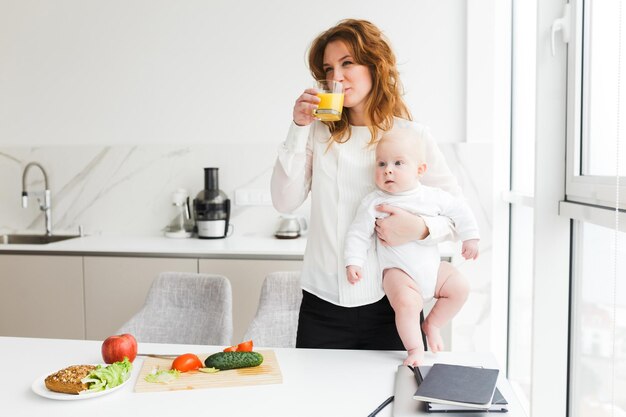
[44,365,96,394]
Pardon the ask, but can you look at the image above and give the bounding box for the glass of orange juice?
[313,80,344,122]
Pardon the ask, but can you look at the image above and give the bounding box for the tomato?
[171,353,203,372]
[236,340,253,352]
[222,340,254,352]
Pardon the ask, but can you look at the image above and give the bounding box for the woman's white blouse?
[271,119,461,307]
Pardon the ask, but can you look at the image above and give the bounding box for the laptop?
[393,365,425,417]
[393,365,506,417]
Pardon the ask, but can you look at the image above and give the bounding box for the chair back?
[243,271,302,348]
[118,272,233,345]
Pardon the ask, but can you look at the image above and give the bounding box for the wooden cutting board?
[134,350,282,393]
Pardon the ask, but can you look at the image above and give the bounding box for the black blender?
[193,167,231,239]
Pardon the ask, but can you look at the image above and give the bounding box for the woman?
[271,19,461,350]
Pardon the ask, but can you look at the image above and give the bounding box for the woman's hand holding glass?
[375,204,429,246]
[293,88,321,127]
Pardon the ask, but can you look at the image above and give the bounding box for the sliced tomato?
[236,340,253,352]
[171,353,203,372]
[222,340,254,352]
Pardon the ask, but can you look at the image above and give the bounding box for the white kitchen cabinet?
[199,259,303,344]
[83,256,198,340]
[0,250,303,343]
[0,254,85,339]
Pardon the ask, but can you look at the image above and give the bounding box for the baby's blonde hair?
[377,127,426,163]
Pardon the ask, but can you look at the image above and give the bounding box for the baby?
[344,127,479,366]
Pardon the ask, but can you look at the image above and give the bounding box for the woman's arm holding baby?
[374,205,456,246]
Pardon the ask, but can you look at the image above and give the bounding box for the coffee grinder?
[193,167,231,239]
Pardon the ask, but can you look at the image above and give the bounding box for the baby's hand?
[462,239,480,260]
[346,265,362,284]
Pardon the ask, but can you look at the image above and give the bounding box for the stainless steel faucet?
[21,162,52,236]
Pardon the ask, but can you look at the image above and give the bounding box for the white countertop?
[0,231,458,261]
[2,336,523,417]
[0,232,307,260]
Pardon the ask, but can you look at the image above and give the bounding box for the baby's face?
[374,136,424,193]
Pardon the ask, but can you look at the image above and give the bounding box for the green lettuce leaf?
[81,357,133,392]
[144,369,180,384]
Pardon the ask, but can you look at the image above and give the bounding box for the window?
[581,1,626,178]
[509,0,625,415]
[566,0,626,415]
[567,0,626,207]
[570,223,626,416]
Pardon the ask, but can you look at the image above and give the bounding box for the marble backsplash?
[0,142,491,239]
[0,143,294,237]
[0,141,493,351]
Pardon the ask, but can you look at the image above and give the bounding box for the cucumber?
[204,351,264,370]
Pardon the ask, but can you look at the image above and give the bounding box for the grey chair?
[117,272,233,345]
[243,271,302,348]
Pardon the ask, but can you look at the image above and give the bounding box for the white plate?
[31,366,131,401]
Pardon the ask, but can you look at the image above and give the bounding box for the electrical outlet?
[235,188,272,206]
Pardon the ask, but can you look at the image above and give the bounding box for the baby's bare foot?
[403,348,424,366]
[422,321,445,353]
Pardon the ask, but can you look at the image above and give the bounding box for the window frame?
[564,0,625,415]
[524,2,572,417]
[565,0,626,210]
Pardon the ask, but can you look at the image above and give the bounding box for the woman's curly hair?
[308,19,412,146]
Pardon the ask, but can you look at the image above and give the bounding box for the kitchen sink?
[0,234,80,245]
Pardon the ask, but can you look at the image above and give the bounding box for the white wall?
[0,0,466,146]
[0,1,503,354]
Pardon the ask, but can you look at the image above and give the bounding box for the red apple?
[101,333,137,364]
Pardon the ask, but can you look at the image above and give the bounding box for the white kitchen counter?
[3,336,524,417]
[0,233,307,260]
[0,232,460,261]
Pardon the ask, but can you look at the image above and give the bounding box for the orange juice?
[314,92,344,121]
